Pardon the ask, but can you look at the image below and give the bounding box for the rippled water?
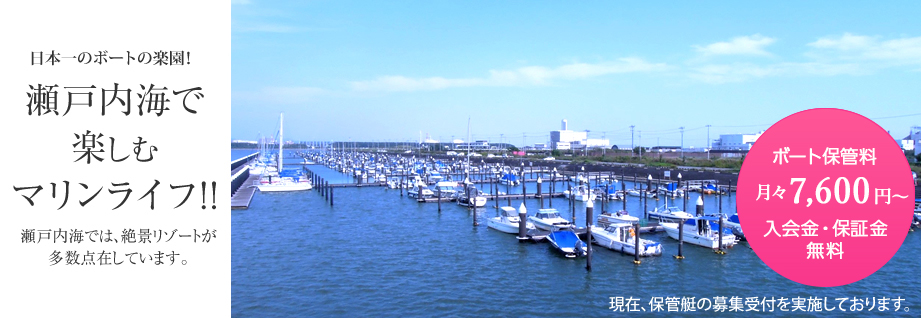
[232,151,920,317]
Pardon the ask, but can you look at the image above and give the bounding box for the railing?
[231,152,259,171]
[231,168,250,196]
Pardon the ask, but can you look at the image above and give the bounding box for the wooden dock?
[416,192,565,203]
[231,171,261,210]
[520,223,663,242]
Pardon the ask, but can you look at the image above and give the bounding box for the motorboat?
[591,223,662,256]
[914,199,920,226]
[407,182,435,199]
[593,186,623,200]
[499,173,520,186]
[487,204,535,234]
[456,186,487,207]
[661,216,737,249]
[432,181,460,198]
[563,185,590,202]
[547,230,587,258]
[647,205,694,223]
[626,189,656,198]
[596,210,639,226]
[528,208,572,231]
[719,214,746,241]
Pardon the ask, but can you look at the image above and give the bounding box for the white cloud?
[234,23,301,33]
[689,62,862,84]
[808,33,921,65]
[808,33,874,51]
[350,58,668,92]
[234,86,327,104]
[694,34,777,56]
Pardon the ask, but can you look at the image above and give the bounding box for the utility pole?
[679,127,685,159]
[522,133,526,151]
[630,125,635,157]
[602,132,607,157]
[706,124,712,160]
[638,130,642,158]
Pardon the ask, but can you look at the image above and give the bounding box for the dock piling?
[586,199,594,271]
[517,203,528,241]
[537,177,543,209]
[675,217,685,259]
[716,215,726,255]
[633,222,641,265]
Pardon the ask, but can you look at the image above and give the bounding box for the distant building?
[454,140,490,151]
[550,119,608,150]
[903,126,921,156]
[711,131,763,151]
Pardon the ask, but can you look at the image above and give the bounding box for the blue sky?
[232,1,921,148]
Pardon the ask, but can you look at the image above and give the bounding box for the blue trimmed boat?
[546,230,586,258]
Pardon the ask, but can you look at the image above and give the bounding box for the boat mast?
[466,117,471,179]
[279,113,284,172]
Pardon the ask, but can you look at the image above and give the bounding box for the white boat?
[647,205,694,223]
[488,204,535,234]
[661,216,737,249]
[499,173,520,186]
[407,182,435,199]
[432,181,459,198]
[563,185,590,202]
[914,199,920,226]
[596,210,639,225]
[593,187,623,200]
[626,189,656,198]
[256,177,312,192]
[256,113,312,192]
[456,187,488,207]
[591,223,663,257]
[528,208,572,231]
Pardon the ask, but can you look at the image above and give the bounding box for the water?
[231,151,921,317]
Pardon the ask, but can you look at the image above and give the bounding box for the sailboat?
[256,113,312,192]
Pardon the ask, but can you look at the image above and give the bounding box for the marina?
[232,148,921,316]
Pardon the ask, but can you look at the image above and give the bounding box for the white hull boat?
[256,179,312,192]
[564,185,590,202]
[661,216,737,249]
[647,206,694,223]
[597,210,639,225]
[528,208,572,231]
[487,206,535,234]
[591,224,662,257]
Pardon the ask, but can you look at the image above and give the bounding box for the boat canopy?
[501,173,519,181]
[549,231,580,247]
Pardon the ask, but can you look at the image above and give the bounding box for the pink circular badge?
[738,108,915,287]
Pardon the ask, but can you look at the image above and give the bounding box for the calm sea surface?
[231,150,920,317]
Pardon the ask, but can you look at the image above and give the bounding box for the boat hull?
[662,223,736,249]
[256,183,312,192]
[591,230,662,257]
[547,231,586,258]
[487,218,533,234]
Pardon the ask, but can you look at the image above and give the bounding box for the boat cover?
[549,231,580,247]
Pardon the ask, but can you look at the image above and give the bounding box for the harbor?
[231,148,921,316]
